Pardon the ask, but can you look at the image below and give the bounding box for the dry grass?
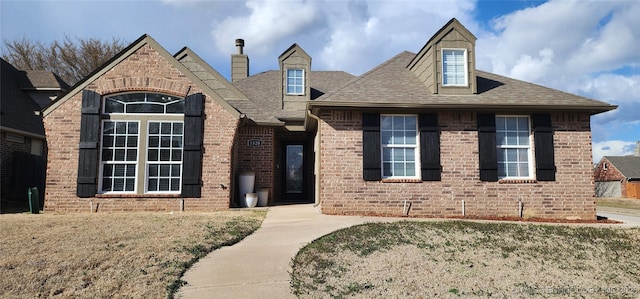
[0,210,265,299]
[292,221,640,298]
[597,197,640,212]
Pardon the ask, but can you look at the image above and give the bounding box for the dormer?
[279,43,311,110]
[408,18,477,95]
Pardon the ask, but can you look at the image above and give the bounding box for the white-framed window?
[381,115,420,178]
[442,49,467,86]
[98,92,184,194]
[286,69,304,95]
[99,121,140,193]
[496,116,532,179]
[146,121,183,193]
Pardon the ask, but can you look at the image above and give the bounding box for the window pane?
[171,179,180,191]
[148,149,158,161]
[381,131,392,144]
[159,179,169,191]
[518,117,529,130]
[172,149,182,161]
[148,179,158,191]
[518,132,529,146]
[507,149,517,162]
[406,163,416,176]
[105,99,124,113]
[115,122,126,134]
[394,163,405,177]
[383,148,392,161]
[160,149,170,161]
[383,163,392,177]
[161,123,171,134]
[148,165,158,177]
[406,148,415,162]
[171,165,181,176]
[149,123,159,134]
[518,163,529,177]
[115,136,126,147]
[381,116,392,129]
[506,117,517,130]
[125,179,135,191]
[126,149,137,161]
[173,123,183,134]
[115,149,125,161]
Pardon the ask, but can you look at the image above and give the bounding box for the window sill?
[95,193,182,198]
[381,178,422,183]
[498,179,538,184]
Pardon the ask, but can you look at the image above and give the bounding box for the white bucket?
[257,188,269,207]
[245,193,258,208]
[238,171,255,200]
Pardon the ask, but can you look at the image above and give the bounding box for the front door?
[280,142,312,203]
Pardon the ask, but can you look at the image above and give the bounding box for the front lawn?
[0,210,265,298]
[292,221,640,298]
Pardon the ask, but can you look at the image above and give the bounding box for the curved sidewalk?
[177,204,397,299]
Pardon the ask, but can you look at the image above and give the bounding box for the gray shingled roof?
[312,51,615,113]
[232,70,356,120]
[0,59,48,136]
[604,156,640,179]
[21,70,70,90]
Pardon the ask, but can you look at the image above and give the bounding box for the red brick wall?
[593,157,625,182]
[318,110,597,220]
[594,157,629,197]
[43,44,238,213]
[235,126,274,205]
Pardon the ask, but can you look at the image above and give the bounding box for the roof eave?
[309,102,618,114]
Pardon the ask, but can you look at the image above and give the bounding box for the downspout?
[307,110,322,207]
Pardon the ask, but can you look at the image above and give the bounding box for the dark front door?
[280,142,312,203]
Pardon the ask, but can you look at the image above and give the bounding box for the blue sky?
[2,0,639,162]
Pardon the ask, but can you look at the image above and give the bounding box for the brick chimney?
[231,39,249,82]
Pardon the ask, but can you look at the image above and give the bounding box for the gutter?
[307,102,617,115]
[306,110,322,207]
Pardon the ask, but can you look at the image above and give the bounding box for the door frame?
[278,139,314,203]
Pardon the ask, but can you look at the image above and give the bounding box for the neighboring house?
[594,142,640,199]
[0,58,69,207]
[42,19,615,219]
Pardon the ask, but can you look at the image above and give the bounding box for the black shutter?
[362,113,381,181]
[419,113,441,181]
[77,90,101,197]
[182,93,204,197]
[477,113,498,182]
[533,114,556,181]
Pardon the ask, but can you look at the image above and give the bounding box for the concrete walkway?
[177,205,640,298]
[177,204,399,299]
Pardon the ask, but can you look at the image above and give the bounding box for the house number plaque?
[247,139,262,147]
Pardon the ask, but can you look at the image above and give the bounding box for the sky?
[1,0,639,163]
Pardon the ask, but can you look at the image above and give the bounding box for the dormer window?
[286,69,304,95]
[442,49,467,86]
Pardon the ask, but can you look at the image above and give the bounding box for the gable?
[604,156,640,179]
[408,18,477,95]
[42,35,240,120]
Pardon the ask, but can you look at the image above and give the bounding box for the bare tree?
[3,36,127,85]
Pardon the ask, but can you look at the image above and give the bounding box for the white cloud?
[211,0,322,56]
[592,140,637,163]
[474,0,640,150]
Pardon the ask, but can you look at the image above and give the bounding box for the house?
[41,19,615,219]
[594,142,640,199]
[1,59,68,209]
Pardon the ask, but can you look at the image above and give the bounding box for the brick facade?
[318,110,596,220]
[594,158,629,197]
[234,126,275,205]
[43,44,238,213]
